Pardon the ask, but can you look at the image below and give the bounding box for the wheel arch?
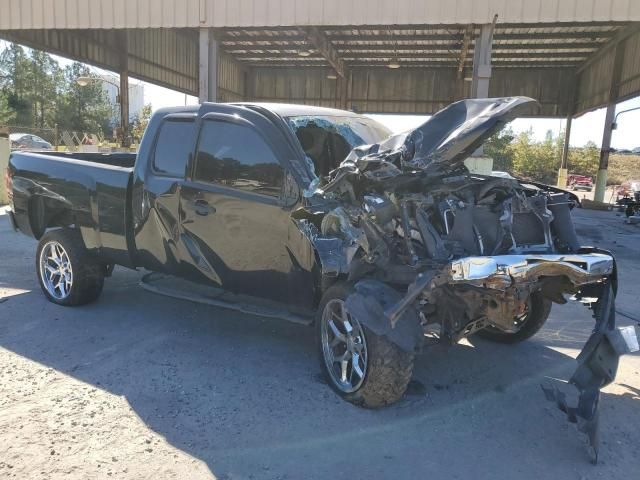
[28,194,77,240]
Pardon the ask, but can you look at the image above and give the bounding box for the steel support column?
[199,28,218,103]
[557,114,573,187]
[471,21,495,99]
[594,42,625,203]
[558,75,578,188]
[471,20,495,159]
[337,74,348,110]
[119,32,130,148]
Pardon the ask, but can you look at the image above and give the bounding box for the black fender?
[344,279,423,353]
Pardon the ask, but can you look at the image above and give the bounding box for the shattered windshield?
[287,115,391,180]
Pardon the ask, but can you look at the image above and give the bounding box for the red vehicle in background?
[567,174,593,191]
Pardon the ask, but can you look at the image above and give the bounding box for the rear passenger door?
[178,106,313,307]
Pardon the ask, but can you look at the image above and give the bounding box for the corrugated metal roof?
[221,24,625,70]
[577,27,640,114]
[1,1,639,117]
[1,0,640,29]
[619,28,640,101]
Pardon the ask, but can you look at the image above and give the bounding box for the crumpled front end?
[294,96,639,462]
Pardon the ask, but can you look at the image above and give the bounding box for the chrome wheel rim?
[321,298,368,393]
[39,241,73,300]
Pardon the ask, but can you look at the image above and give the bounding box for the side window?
[153,119,194,177]
[194,120,283,197]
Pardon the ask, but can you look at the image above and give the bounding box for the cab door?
[131,113,198,274]
[178,105,314,308]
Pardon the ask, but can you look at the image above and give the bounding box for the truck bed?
[8,151,135,267]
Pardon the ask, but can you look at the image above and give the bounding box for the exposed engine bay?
[292,97,639,462]
[298,153,597,346]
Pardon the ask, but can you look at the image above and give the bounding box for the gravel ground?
[0,205,638,480]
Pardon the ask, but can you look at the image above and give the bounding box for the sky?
[3,40,640,150]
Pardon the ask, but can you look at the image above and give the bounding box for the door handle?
[194,199,213,216]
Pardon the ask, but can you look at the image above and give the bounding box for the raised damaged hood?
[341,97,537,176]
[404,96,536,170]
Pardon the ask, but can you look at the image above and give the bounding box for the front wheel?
[476,291,552,344]
[36,229,105,306]
[317,283,414,408]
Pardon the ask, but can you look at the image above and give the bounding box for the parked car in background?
[614,148,632,155]
[9,133,52,150]
[567,174,593,191]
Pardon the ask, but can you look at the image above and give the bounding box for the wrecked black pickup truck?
[6,97,638,461]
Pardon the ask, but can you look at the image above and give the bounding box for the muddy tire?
[36,229,105,306]
[317,282,414,408]
[476,291,552,344]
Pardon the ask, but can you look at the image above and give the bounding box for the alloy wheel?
[39,241,73,300]
[320,298,368,393]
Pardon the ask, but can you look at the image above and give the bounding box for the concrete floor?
[0,205,638,480]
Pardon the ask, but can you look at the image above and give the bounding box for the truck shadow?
[0,267,638,478]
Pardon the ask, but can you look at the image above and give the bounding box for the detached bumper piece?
[542,283,639,464]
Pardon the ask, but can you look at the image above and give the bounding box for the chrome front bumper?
[449,253,614,287]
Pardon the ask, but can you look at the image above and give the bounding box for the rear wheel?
[476,291,552,344]
[36,229,105,306]
[317,283,414,408]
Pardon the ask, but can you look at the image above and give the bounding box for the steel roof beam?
[577,22,640,73]
[216,22,624,34]
[339,43,601,51]
[227,43,601,53]
[330,32,615,42]
[299,26,346,78]
[458,25,473,78]
[245,62,579,69]
[219,32,616,45]
[233,51,590,60]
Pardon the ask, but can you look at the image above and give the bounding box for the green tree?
[131,103,152,142]
[0,88,15,124]
[0,44,33,125]
[568,141,599,177]
[1,43,115,136]
[55,62,115,135]
[509,129,562,184]
[484,126,515,172]
[29,49,62,128]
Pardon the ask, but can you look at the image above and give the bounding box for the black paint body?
[8,104,323,308]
